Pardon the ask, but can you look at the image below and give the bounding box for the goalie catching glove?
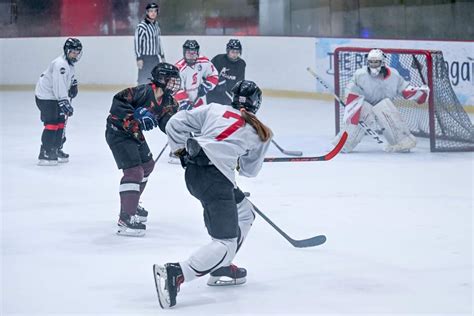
[402,85,429,104]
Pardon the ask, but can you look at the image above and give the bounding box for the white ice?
[1,91,472,315]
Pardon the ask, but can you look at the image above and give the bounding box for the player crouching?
[334,48,429,153]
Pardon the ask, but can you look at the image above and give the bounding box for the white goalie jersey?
[166,103,271,185]
[346,66,409,105]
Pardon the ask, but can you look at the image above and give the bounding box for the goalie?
[334,48,429,153]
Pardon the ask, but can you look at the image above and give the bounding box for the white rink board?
[1,36,472,106]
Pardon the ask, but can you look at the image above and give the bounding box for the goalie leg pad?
[372,98,416,152]
[333,101,376,152]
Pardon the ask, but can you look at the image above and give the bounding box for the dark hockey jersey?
[107,83,178,140]
[207,54,246,105]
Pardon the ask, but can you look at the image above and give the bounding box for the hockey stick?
[306,67,384,145]
[250,201,326,248]
[154,143,169,163]
[264,131,347,162]
[225,89,303,156]
[270,139,303,156]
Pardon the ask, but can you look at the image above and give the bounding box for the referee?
[134,2,165,85]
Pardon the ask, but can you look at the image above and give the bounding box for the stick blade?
[281,150,303,156]
[291,235,327,248]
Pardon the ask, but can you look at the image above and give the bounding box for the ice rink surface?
[1,90,472,315]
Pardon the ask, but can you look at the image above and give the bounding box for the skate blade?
[116,227,145,237]
[153,264,172,309]
[38,160,58,166]
[207,276,246,286]
[58,157,69,163]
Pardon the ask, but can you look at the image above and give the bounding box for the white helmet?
[367,49,385,77]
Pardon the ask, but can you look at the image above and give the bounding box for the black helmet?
[226,39,242,52]
[182,40,200,65]
[145,2,159,11]
[151,62,181,95]
[231,80,262,114]
[63,38,83,64]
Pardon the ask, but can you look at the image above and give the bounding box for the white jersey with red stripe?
[175,56,218,108]
[35,55,76,101]
[346,66,409,105]
[166,103,271,185]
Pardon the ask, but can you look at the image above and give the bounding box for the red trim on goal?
[333,47,435,151]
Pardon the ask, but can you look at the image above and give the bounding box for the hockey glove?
[197,81,213,98]
[186,138,202,158]
[133,107,158,131]
[178,100,194,111]
[68,79,78,99]
[58,99,74,116]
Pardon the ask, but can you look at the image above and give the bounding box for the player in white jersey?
[35,38,82,165]
[334,48,429,153]
[153,80,272,309]
[174,39,218,110]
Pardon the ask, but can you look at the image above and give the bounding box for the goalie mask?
[231,80,262,114]
[151,62,181,95]
[367,49,385,77]
[183,40,200,66]
[63,38,83,65]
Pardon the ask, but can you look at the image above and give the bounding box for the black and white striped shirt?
[134,18,164,60]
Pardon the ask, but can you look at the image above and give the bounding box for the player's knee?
[122,165,144,183]
[141,158,155,177]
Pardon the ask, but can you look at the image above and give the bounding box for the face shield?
[368,59,382,76]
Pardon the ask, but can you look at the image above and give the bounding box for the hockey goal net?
[334,47,474,152]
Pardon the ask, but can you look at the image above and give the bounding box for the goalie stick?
[225,89,303,156]
[264,131,348,162]
[250,201,327,248]
[306,67,384,145]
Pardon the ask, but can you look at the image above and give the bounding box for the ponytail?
[240,108,272,142]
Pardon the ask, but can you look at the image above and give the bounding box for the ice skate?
[116,212,146,237]
[153,263,184,309]
[57,148,69,163]
[38,146,58,166]
[168,151,181,164]
[136,204,148,223]
[207,264,247,286]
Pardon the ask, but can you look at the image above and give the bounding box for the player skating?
[207,39,246,105]
[153,80,272,308]
[174,39,218,110]
[105,63,180,236]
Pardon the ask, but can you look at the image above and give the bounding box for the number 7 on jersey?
[215,111,245,141]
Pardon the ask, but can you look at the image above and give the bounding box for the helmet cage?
[63,38,83,64]
[151,63,181,95]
